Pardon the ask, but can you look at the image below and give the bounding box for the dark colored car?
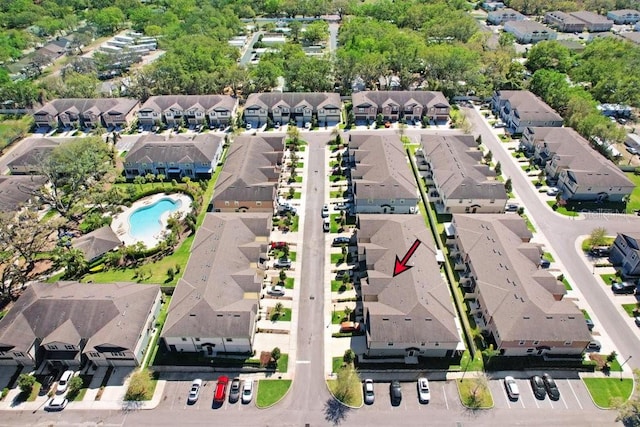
[390,381,402,406]
[213,376,229,403]
[612,281,637,294]
[542,373,560,401]
[228,377,241,403]
[586,340,602,352]
[332,236,351,246]
[530,375,546,400]
[586,319,594,331]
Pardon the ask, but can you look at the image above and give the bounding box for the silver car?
[241,380,253,404]
[187,379,203,404]
[417,377,430,403]
[363,379,375,405]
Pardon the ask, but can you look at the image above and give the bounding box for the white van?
[322,217,330,232]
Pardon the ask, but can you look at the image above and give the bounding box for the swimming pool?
[129,198,182,240]
[111,193,192,249]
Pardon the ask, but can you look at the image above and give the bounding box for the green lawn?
[455,350,484,372]
[625,172,640,213]
[284,277,294,289]
[582,309,592,320]
[583,378,633,408]
[256,380,291,408]
[277,354,288,373]
[327,366,362,407]
[82,234,194,285]
[331,253,346,265]
[520,213,536,232]
[600,273,618,286]
[457,379,493,409]
[332,309,349,324]
[269,307,292,322]
[547,201,580,217]
[329,213,341,233]
[331,280,352,293]
[582,237,615,252]
[622,303,638,317]
[562,277,573,291]
[542,252,555,262]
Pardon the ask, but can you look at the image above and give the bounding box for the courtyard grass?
[256,380,291,408]
[269,307,292,322]
[583,378,633,408]
[622,303,638,317]
[331,253,346,265]
[457,378,493,409]
[331,280,352,292]
[284,277,294,289]
[547,201,580,217]
[600,273,618,286]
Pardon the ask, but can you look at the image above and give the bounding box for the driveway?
[488,378,594,411]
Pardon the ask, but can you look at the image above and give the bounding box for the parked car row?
[188,377,253,405]
[363,378,430,406]
[505,374,560,402]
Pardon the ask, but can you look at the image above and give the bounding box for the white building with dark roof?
[0,281,161,368]
[123,133,224,180]
[348,134,419,214]
[244,92,341,128]
[487,8,526,25]
[137,95,237,127]
[491,90,563,134]
[358,214,463,361]
[419,134,507,213]
[450,214,591,357]
[503,20,558,44]
[607,9,640,24]
[161,212,271,356]
[33,98,139,130]
[211,135,284,213]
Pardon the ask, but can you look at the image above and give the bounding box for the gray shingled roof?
[0,281,160,354]
[161,213,271,339]
[139,95,236,113]
[0,175,47,212]
[527,127,634,187]
[452,214,591,343]
[72,226,122,262]
[244,92,341,110]
[34,98,138,117]
[421,134,507,200]
[570,11,613,24]
[7,137,67,170]
[125,134,223,165]
[349,133,417,200]
[213,135,283,204]
[496,90,563,123]
[358,214,460,345]
[352,91,449,109]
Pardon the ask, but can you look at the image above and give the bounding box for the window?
[399,199,404,204]
[256,201,262,206]
[234,201,239,206]
[358,108,365,113]
[65,345,75,350]
[90,352,100,358]
[181,338,187,341]
[111,352,125,357]
[564,341,572,346]
[224,201,230,206]
[195,338,200,342]
[533,341,539,346]
[526,349,534,353]
[387,342,394,346]
[390,199,395,204]
[49,345,58,350]
[518,340,525,346]
[226,338,233,342]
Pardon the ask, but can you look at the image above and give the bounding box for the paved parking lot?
[359,380,462,412]
[488,377,594,410]
[160,376,263,415]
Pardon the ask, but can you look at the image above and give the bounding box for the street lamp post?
[620,355,632,381]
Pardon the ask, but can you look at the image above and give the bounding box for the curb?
[255,378,293,409]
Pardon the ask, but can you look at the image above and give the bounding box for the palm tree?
[133,175,145,190]
[157,174,166,187]
[343,306,353,321]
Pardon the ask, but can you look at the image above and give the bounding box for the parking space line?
[559,391,569,409]
[501,382,511,409]
[443,384,449,410]
[567,380,583,410]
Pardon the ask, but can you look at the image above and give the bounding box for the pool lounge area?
[111,193,192,249]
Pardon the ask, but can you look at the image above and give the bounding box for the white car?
[504,376,520,400]
[417,377,430,403]
[363,379,375,405]
[267,285,285,296]
[241,380,253,404]
[45,396,68,411]
[321,204,329,218]
[56,370,74,394]
[187,378,203,404]
[547,187,559,196]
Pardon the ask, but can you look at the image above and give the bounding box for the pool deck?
[110,193,192,249]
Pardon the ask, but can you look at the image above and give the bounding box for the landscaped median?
[256,379,292,408]
[456,374,494,409]
[582,377,633,409]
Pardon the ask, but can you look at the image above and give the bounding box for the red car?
[270,241,288,250]
[213,376,229,402]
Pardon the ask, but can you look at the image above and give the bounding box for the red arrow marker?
[393,238,422,277]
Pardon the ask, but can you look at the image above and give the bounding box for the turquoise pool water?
[129,198,182,241]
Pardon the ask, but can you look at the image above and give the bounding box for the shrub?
[125,369,155,401]
[17,374,36,395]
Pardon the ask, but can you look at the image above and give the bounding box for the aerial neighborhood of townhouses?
[1,1,640,425]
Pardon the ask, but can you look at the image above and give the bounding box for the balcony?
[453,256,467,271]
[468,300,481,314]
